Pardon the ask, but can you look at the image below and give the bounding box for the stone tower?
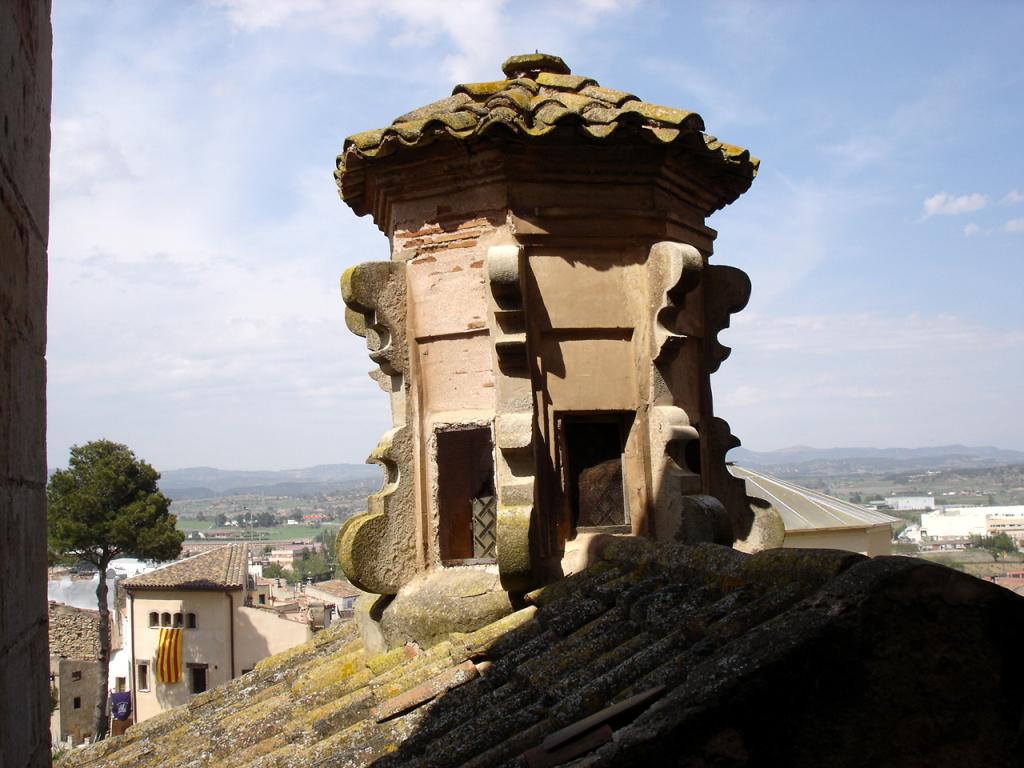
[335,54,764,618]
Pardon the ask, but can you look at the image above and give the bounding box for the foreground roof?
[731,466,900,533]
[337,53,759,216]
[123,543,247,591]
[67,538,1024,768]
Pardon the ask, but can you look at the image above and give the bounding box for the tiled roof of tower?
[336,53,759,216]
[731,466,901,532]
[123,543,247,591]
[62,538,1024,768]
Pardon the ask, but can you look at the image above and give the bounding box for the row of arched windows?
[147,611,197,629]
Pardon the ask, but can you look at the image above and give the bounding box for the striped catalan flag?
[156,627,182,684]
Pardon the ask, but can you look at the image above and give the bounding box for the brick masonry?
[0,1,52,765]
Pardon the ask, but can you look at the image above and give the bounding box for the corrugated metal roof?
[730,466,899,533]
[124,543,247,591]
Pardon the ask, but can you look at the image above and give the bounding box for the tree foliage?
[969,532,1019,558]
[49,440,182,566]
[48,439,183,741]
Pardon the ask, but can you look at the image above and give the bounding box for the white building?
[885,496,935,511]
[920,508,989,546]
[919,505,1024,549]
[984,506,1024,544]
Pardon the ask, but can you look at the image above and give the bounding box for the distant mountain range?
[156,463,381,500]
[728,445,1024,476]
[51,446,1024,500]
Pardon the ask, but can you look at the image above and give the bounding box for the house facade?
[125,544,316,722]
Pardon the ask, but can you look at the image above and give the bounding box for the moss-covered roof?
[336,53,759,216]
[60,538,1024,768]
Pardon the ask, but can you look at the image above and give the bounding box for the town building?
[49,603,103,746]
[884,495,935,511]
[303,579,362,620]
[730,467,898,556]
[265,542,322,570]
[971,505,1024,545]
[123,543,323,722]
[920,505,1024,549]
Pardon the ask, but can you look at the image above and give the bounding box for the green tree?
[315,528,338,572]
[48,440,183,741]
[263,563,285,579]
[214,512,227,527]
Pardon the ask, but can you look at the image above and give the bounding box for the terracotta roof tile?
[336,53,758,217]
[64,540,1024,768]
[123,543,247,591]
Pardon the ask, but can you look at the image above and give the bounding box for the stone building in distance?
[338,53,768,632]
[49,603,103,746]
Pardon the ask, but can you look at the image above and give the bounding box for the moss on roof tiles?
[66,538,1024,768]
[336,53,759,215]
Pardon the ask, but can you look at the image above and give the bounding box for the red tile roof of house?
[124,543,247,591]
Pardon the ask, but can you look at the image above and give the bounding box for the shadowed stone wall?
[1,1,52,765]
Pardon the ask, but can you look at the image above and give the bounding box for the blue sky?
[48,1,1024,470]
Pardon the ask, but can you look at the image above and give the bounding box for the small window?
[437,426,496,563]
[71,670,82,682]
[115,676,126,693]
[148,612,159,628]
[160,612,171,627]
[137,662,149,692]
[189,665,208,695]
[73,697,81,709]
[258,594,266,605]
[187,612,197,628]
[173,612,184,628]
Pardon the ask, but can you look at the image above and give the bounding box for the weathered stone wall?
[0,1,51,765]
[49,603,102,661]
[50,657,100,747]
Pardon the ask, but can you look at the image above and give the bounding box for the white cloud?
[963,222,980,237]
[1004,217,1024,233]
[922,192,988,218]
[210,0,628,83]
[49,0,647,470]
[1001,189,1024,205]
[51,116,135,195]
[716,311,1024,451]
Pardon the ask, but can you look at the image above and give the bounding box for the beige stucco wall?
[130,588,314,722]
[783,525,893,557]
[130,589,241,722]
[235,606,312,674]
